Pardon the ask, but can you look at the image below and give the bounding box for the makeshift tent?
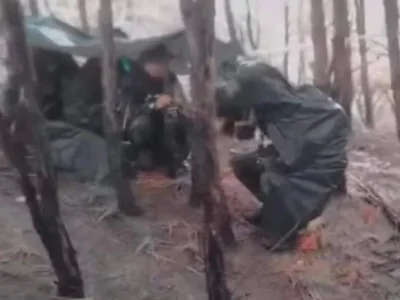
[24,16,240,75]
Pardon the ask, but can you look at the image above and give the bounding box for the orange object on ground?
[297,232,321,252]
[361,205,380,225]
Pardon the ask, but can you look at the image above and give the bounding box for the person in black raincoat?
[215,59,350,251]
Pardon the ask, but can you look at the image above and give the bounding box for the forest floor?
[0,132,399,300]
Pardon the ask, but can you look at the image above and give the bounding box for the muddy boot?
[258,232,297,253]
[246,212,297,253]
[244,211,263,227]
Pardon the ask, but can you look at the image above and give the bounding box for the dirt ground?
[0,132,400,300]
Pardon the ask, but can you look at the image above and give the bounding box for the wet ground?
[0,132,399,299]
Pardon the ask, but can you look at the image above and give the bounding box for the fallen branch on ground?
[350,174,400,232]
[146,249,203,276]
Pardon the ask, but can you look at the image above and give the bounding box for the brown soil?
[0,132,399,299]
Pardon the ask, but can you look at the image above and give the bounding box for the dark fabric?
[124,107,189,174]
[32,48,79,120]
[219,59,350,239]
[137,44,174,63]
[24,16,240,76]
[46,121,110,184]
[231,146,299,238]
[62,57,103,135]
[62,57,171,134]
[62,57,188,173]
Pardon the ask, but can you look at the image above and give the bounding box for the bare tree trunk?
[181,0,235,246]
[283,3,290,77]
[224,0,244,54]
[332,0,354,119]
[180,1,234,295]
[125,0,134,22]
[78,0,90,33]
[383,0,400,140]
[0,1,84,297]
[297,0,306,83]
[99,0,142,216]
[310,0,329,86]
[355,0,373,128]
[29,0,39,15]
[245,0,260,50]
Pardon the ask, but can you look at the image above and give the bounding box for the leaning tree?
[0,0,84,297]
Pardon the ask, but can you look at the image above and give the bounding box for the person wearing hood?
[215,59,350,251]
[62,44,189,178]
[120,45,190,178]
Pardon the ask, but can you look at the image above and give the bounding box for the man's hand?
[155,94,174,110]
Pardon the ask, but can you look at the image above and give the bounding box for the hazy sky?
[26,0,392,81]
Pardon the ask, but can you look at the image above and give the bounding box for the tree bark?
[78,0,90,33]
[310,0,329,87]
[283,3,290,78]
[297,0,306,84]
[0,1,84,297]
[383,0,400,140]
[99,0,142,216]
[355,0,373,128]
[224,0,244,54]
[181,1,234,295]
[244,0,260,50]
[332,0,354,120]
[180,0,235,294]
[29,0,39,15]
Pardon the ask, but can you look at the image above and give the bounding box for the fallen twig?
[146,249,203,276]
[350,174,400,232]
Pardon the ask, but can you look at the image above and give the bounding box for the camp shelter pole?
[180,0,234,297]
[99,0,143,216]
[77,0,90,33]
[29,0,39,16]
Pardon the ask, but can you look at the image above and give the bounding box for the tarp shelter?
[23,16,239,184]
[24,16,241,75]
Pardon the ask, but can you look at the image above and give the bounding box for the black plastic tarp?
[216,59,350,238]
[24,16,240,75]
[46,121,111,184]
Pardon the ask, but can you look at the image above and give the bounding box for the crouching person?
[123,93,189,178]
[120,45,190,178]
[216,59,350,252]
